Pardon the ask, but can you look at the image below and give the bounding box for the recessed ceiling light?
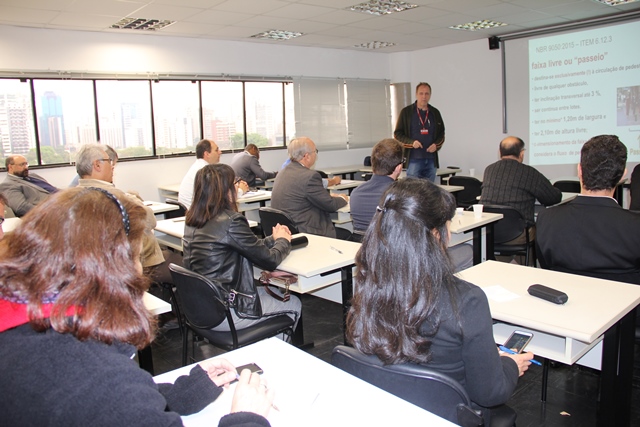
[354,41,396,49]
[449,20,507,31]
[348,0,418,16]
[250,30,304,41]
[592,0,638,5]
[111,18,174,31]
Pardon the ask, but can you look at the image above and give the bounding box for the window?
[201,81,243,151]
[33,79,96,165]
[95,80,153,159]
[0,79,36,167]
[152,80,200,155]
[245,82,285,148]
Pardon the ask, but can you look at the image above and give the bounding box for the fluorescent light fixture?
[250,30,304,41]
[592,0,638,5]
[354,41,396,49]
[348,0,418,16]
[449,20,507,31]
[111,18,174,31]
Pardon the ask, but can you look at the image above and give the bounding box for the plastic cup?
[472,204,483,218]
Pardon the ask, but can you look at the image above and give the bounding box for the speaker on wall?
[488,36,500,50]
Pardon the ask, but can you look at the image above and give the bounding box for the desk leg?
[341,266,354,345]
[598,309,635,427]
[472,228,482,265]
[138,347,154,375]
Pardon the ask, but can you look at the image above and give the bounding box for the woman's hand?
[500,351,534,376]
[272,224,292,242]
[199,358,238,387]
[230,369,275,417]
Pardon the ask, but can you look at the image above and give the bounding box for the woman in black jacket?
[347,179,534,424]
[0,187,274,426]
[183,163,301,331]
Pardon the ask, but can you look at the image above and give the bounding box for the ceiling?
[0,0,639,53]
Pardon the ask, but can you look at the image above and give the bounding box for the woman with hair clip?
[183,163,301,332]
[0,187,276,426]
[346,178,534,424]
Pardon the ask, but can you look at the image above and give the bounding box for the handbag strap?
[260,270,294,302]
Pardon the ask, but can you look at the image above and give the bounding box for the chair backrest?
[553,180,580,193]
[259,207,299,236]
[168,263,229,330]
[331,346,482,426]
[363,155,372,166]
[165,199,187,219]
[449,176,482,208]
[481,204,527,244]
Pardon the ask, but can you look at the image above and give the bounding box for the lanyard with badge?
[417,104,430,135]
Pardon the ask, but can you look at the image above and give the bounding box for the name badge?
[420,129,429,135]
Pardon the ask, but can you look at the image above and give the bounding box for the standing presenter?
[394,82,445,182]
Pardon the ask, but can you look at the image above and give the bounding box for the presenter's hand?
[199,358,238,387]
[412,140,423,149]
[500,351,534,376]
[230,369,275,418]
[272,224,292,241]
[426,143,437,153]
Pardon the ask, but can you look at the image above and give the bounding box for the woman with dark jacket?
[0,187,275,426]
[346,179,534,424]
[183,163,301,331]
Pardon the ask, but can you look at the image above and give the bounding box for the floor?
[150,294,640,427]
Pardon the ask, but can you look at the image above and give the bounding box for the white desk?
[143,200,180,215]
[154,217,258,252]
[450,211,503,264]
[237,190,272,212]
[158,183,180,201]
[153,338,455,427]
[140,292,172,375]
[458,261,640,426]
[327,179,363,194]
[321,164,364,180]
[3,217,21,233]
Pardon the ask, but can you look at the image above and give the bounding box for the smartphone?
[235,363,263,375]
[503,331,533,354]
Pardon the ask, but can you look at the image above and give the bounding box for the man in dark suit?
[0,155,58,217]
[271,137,348,238]
[230,144,277,188]
[536,134,640,285]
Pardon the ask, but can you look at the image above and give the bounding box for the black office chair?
[258,207,299,237]
[165,199,187,219]
[449,176,483,208]
[331,345,516,427]
[168,264,295,366]
[482,204,536,267]
[552,180,580,193]
[363,155,372,166]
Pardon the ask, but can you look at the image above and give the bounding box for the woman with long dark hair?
[0,187,275,426]
[347,178,533,423]
[184,163,301,331]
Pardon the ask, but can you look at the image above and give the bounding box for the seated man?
[178,139,221,209]
[230,144,277,188]
[0,155,58,217]
[537,134,640,285]
[350,138,472,272]
[271,137,348,238]
[481,136,561,246]
[76,143,180,285]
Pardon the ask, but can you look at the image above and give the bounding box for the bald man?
[481,136,561,247]
[271,137,348,238]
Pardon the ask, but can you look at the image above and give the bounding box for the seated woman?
[347,178,533,424]
[0,187,275,426]
[183,163,301,333]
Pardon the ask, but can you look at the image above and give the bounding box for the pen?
[498,345,542,366]
[234,374,280,411]
[330,246,343,254]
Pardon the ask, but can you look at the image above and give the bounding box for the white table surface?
[449,211,503,234]
[327,179,363,191]
[3,217,21,233]
[153,338,455,427]
[143,292,172,315]
[458,261,640,363]
[143,200,180,214]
